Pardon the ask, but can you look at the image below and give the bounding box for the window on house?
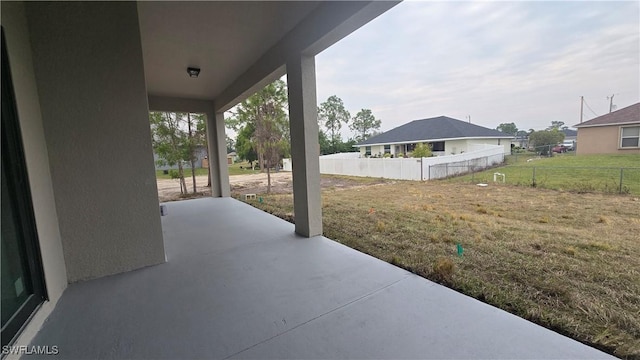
[365,146,371,156]
[621,126,640,148]
[406,143,416,152]
[384,145,391,154]
[430,141,445,151]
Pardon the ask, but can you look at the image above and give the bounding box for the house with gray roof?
[356,116,512,157]
[574,102,640,155]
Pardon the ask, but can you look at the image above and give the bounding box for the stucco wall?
[577,125,640,155]
[0,0,68,347]
[26,2,165,282]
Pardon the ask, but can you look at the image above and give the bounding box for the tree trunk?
[205,143,211,187]
[178,162,186,194]
[266,158,271,194]
[258,150,265,172]
[190,159,197,193]
[188,113,197,193]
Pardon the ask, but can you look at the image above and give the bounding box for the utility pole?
[580,96,584,123]
[607,94,615,113]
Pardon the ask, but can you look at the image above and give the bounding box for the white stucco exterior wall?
[0,0,68,348]
[26,2,165,282]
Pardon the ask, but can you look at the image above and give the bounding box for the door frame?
[1,27,48,348]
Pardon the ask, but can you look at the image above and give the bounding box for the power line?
[583,98,599,117]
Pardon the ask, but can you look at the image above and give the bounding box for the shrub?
[411,143,433,158]
[169,169,180,179]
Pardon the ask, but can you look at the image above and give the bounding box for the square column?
[206,111,230,197]
[286,55,322,237]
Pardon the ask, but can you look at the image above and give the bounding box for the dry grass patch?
[245,179,640,358]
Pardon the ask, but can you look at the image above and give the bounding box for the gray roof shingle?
[574,103,640,128]
[357,116,511,146]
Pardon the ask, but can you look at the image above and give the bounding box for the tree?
[318,131,331,155]
[546,121,565,131]
[529,130,564,155]
[411,143,433,158]
[150,112,189,194]
[318,95,350,154]
[185,113,207,193]
[496,122,518,135]
[236,123,258,166]
[251,82,289,193]
[226,134,235,153]
[227,79,289,193]
[337,138,359,153]
[350,109,381,142]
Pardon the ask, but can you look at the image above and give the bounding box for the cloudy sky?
[314,1,639,138]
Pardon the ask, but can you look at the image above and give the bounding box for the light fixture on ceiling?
[187,67,200,78]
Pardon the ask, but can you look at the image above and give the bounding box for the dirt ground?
[156,172,387,202]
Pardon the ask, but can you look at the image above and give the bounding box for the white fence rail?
[282,145,505,181]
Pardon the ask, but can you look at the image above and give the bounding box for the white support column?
[287,54,322,237]
[206,111,230,197]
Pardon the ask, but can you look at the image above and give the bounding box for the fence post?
[619,168,624,194]
[427,165,430,180]
[446,163,449,177]
[532,167,536,187]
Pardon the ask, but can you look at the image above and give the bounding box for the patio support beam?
[286,54,322,237]
[206,111,231,197]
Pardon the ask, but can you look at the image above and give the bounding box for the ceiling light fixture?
[187,67,200,78]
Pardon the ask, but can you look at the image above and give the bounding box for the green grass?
[228,161,260,176]
[451,154,640,195]
[241,179,640,358]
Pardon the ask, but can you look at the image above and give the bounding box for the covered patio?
[28,198,610,359]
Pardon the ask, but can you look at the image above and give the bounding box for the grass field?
[451,154,640,195]
[244,178,640,358]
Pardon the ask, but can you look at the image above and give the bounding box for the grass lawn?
[228,161,260,176]
[451,154,640,195]
[244,179,640,358]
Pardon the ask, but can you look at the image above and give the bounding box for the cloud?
[316,1,640,135]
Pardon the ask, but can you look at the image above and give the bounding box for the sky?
[314,0,640,138]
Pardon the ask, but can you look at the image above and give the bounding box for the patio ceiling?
[138,1,320,101]
[138,1,399,109]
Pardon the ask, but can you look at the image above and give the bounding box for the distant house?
[574,103,640,155]
[227,151,238,165]
[355,116,512,157]
[561,128,577,141]
[153,145,208,170]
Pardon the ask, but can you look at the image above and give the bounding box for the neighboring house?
[511,135,529,149]
[574,103,640,155]
[227,151,238,165]
[153,145,208,170]
[356,116,512,157]
[561,128,577,141]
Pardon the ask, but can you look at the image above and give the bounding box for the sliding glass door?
[1,28,47,347]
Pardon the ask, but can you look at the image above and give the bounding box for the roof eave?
[575,121,640,129]
[356,136,512,147]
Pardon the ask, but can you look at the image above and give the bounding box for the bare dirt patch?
[156,172,388,202]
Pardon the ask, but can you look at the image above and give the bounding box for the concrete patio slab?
[27,197,612,359]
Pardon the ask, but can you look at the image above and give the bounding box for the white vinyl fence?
[282,145,505,181]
